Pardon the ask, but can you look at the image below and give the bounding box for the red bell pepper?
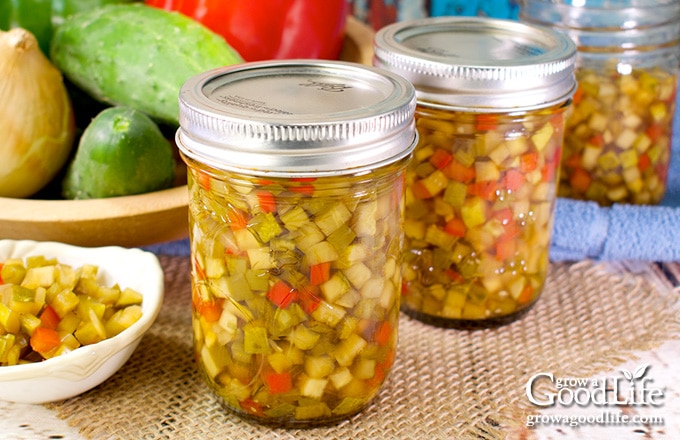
[30,327,61,354]
[264,371,293,394]
[309,262,330,286]
[39,305,61,330]
[267,280,298,308]
[256,190,277,213]
[145,0,349,61]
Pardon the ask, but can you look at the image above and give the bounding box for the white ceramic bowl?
[0,239,164,404]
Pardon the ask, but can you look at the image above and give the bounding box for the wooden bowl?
[0,17,375,248]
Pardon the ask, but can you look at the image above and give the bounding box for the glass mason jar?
[176,60,417,426]
[521,0,680,206]
[374,17,577,328]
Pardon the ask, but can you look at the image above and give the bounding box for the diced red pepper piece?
[256,190,277,213]
[39,305,60,330]
[549,112,564,129]
[495,238,516,261]
[502,169,525,192]
[494,207,513,224]
[588,134,605,147]
[569,168,592,194]
[373,321,392,346]
[475,113,498,131]
[194,297,224,323]
[366,348,395,388]
[429,148,453,170]
[309,262,331,286]
[646,124,665,142]
[193,257,207,281]
[444,217,466,238]
[467,181,499,201]
[541,160,559,183]
[267,280,298,308]
[443,159,476,183]
[240,398,264,416]
[563,153,583,169]
[411,179,433,199]
[638,153,651,172]
[289,184,315,195]
[501,220,521,242]
[519,152,538,173]
[264,371,293,394]
[196,170,211,191]
[298,285,321,313]
[571,87,584,105]
[227,206,249,230]
[517,285,535,305]
[30,327,61,354]
[444,269,465,283]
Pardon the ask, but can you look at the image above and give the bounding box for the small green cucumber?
[50,3,243,126]
[62,106,176,199]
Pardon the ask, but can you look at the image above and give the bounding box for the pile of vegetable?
[0,255,144,365]
[400,105,567,323]
[559,67,677,206]
[187,162,403,423]
[0,1,243,199]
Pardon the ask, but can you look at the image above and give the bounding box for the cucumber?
[50,3,243,126]
[62,106,176,199]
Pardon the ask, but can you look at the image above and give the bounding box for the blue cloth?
[148,89,680,263]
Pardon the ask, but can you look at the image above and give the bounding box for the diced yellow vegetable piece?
[334,333,367,367]
[461,197,486,228]
[21,265,55,289]
[305,355,335,379]
[531,122,554,151]
[299,375,329,399]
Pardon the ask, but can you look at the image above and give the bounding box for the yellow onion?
[0,28,76,198]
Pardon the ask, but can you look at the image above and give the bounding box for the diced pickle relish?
[185,158,407,426]
[0,256,143,366]
[559,67,678,206]
[401,104,567,326]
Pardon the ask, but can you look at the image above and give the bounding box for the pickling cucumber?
[50,3,243,126]
[61,106,175,199]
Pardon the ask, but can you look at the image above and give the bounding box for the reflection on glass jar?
[521,0,680,206]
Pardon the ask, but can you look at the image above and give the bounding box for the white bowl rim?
[0,239,164,382]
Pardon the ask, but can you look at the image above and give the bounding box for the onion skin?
[0,28,76,198]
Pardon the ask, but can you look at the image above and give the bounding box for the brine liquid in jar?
[176,60,417,426]
[521,0,680,206]
[374,17,577,328]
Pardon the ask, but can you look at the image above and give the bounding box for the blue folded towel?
[147,92,680,263]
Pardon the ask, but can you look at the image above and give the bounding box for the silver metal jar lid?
[176,60,417,177]
[373,16,578,112]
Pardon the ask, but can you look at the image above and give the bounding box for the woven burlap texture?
[45,255,680,440]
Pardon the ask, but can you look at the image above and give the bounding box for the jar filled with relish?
[176,61,417,426]
[374,17,577,328]
[521,0,680,206]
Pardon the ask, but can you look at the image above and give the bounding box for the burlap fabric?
[45,255,680,439]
